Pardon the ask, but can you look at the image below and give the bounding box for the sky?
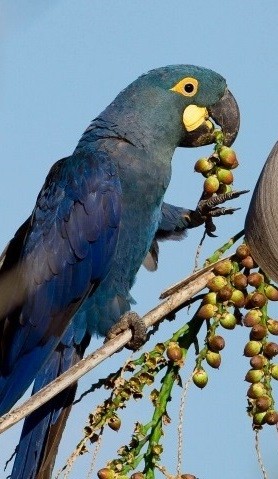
[0,1,278,478]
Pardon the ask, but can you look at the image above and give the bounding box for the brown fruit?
[197,303,217,320]
[207,335,225,352]
[108,416,121,431]
[256,395,272,412]
[181,475,197,479]
[241,256,256,269]
[250,355,267,369]
[236,243,250,259]
[263,342,278,359]
[264,410,278,425]
[213,259,233,276]
[232,272,248,290]
[247,272,264,288]
[166,342,183,362]
[97,468,114,479]
[131,473,145,479]
[243,310,262,327]
[217,285,233,302]
[249,292,267,309]
[250,324,267,341]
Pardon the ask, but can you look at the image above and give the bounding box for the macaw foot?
[106,311,147,350]
[186,189,249,237]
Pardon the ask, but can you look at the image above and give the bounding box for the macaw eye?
[184,83,194,93]
[170,77,199,97]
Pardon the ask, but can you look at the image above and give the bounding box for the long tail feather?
[10,329,90,479]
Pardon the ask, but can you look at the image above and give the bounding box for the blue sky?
[0,1,278,478]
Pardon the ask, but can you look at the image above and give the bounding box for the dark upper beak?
[180,89,240,148]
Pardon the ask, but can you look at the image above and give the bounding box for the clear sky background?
[0,2,278,478]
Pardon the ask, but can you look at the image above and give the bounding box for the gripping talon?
[106,311,147,350]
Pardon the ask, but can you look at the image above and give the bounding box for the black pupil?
[184,83,194,93]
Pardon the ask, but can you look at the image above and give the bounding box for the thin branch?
[0,263,219,435]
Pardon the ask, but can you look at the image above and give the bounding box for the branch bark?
[0,257,229,435]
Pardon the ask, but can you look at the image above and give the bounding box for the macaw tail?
[10,329,90,479]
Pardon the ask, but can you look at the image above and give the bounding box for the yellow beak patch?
[183,105,213,132]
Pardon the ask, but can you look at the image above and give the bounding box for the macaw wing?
[0,151,121,413]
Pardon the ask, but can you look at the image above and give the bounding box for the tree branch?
[0,257,230,435]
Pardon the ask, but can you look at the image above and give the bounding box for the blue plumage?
[0,65,240,478]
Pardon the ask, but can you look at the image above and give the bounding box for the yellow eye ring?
[170,77,199,97]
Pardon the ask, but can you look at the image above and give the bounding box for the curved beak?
[180,89,240,148]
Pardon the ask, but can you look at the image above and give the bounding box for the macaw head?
[102,65,239,151]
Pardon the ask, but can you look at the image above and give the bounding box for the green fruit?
[218,146,238,169]
[247,383,266,399]
[244,341,262,357]
[267,319,278,335]
[206,350,221,368]
[245,369,264,383]
[193,369,208,388]
[197,303,217,319]
[220,312,236,329]
[194,157,214,174]
[202,292,217,305]
[253,412,266,425]
[270,364,278,380]
[203,175,219,194]
[265,285,278,301]
[216,168,234,184]
[230,289,245,308]
[207,275,227,292]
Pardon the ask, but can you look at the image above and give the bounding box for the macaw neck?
[78,89,183,159]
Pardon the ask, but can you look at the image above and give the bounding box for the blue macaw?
[0,65,240,478]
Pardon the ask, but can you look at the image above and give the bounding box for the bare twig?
[0,264,218,435]
[255,430,268,479]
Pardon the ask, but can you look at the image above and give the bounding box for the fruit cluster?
[192,243,278,428]
[194,143,238,196]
